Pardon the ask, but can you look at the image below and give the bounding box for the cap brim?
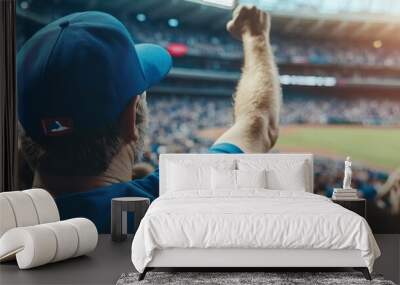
[135,43,172,90]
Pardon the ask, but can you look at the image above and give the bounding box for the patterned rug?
[117,271,396,285]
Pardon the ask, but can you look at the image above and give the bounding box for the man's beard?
[131,94,148,164]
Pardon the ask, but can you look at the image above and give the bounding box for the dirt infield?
[198,124,400,172]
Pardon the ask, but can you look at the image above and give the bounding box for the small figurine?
[343,156,352,189]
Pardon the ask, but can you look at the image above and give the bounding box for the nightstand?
[111,197,150,242]
[332,198,366,219]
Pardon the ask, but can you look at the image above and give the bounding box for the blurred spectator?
[377,168,400,214]
[131,163,155,180]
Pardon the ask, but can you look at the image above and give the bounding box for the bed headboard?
[159,153,314,195]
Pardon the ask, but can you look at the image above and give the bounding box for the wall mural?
[16,0,399,234]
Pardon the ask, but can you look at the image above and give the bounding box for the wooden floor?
[374,234,400,284]
[0,235,399,285]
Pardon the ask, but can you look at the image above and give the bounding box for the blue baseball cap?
[17,11,172,141]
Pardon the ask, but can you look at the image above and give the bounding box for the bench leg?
[354,267,371,280]
[138,268,149,281]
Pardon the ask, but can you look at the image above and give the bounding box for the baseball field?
[199,125,400,171]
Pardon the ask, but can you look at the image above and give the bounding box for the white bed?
[131,154,380,280]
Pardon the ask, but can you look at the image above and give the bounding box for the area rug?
[116,271,396,285]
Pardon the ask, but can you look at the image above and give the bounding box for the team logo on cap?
[41,118,73,136]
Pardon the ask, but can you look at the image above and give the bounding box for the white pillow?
[236,169,267,189]
[168,163,210,191]
[211,168,236,191]
[267,166,306,191]
[238,159,308,191]
[167,160,236,192]
[211,169,268,191]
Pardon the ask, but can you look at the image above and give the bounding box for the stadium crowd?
[280,96,400,125]
[17,21,400,70]
[130,22,400,69]
[146,95,232,155]
[143,94,399,217]
[146,95,400,152]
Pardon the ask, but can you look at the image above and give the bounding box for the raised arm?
[214,5,281,153]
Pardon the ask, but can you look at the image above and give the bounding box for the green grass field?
[275,125,400,171]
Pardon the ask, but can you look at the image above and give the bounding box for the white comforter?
[131,190,380,273]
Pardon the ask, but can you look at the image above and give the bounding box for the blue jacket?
[56,143,243,233]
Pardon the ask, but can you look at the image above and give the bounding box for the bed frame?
[141,248,370,280]
[139,154,371,280]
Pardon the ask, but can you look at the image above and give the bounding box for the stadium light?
[168,18,179,28]
[20,1,29,10]
[136,13,146,22]
[280,75,337,87]
[203,0,235,7]
[187,0,234,9]
[373,40,382,49]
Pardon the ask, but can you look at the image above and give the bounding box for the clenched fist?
[227,5,270,40]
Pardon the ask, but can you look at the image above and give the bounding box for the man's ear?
[120,96,140,142]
